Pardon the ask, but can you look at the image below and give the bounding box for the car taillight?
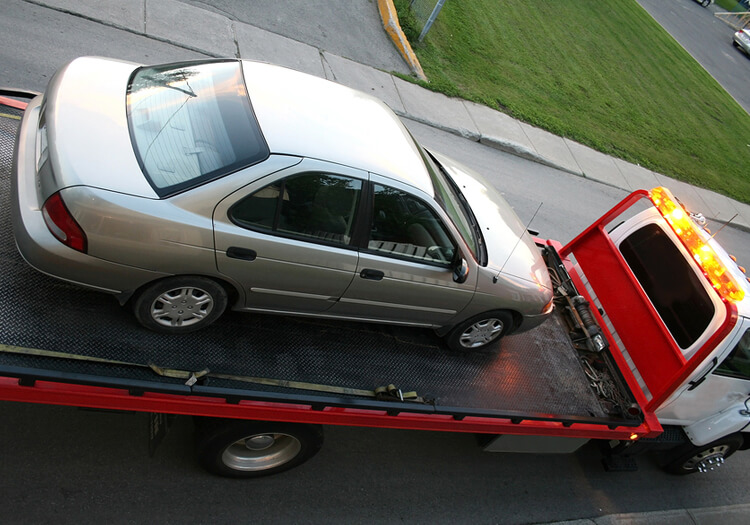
[41,192,87,253]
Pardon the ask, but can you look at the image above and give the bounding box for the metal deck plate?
[0,108,622,424]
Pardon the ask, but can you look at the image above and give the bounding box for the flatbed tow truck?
[1,92,749,478]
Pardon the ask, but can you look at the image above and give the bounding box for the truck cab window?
[619,223,715,349]
[715,329,750,381]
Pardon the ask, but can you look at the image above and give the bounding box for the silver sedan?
[12,57,553,352]
[734,28,750,57]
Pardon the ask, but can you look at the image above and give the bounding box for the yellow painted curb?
[377,0,428,81]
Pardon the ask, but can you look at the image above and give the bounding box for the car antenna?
[525,201,543,237]
[708,213,738,241]
[500,201,544,273]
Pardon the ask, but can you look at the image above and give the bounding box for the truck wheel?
[662,434,743,475]
[195,419,324,478]
[133,276,227,333]
[445,310,514,352]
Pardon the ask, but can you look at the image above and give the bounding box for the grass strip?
[396,0,750,204]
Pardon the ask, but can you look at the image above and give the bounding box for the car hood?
[41,57,157,200]
[430,151,552,291]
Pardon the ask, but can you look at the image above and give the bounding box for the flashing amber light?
[649,187,745,303]
[629,433,639,441]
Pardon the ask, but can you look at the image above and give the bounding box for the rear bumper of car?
[11,95,169,301]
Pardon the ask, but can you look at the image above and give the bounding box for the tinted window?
[367,184,455,265]
[620,224,715,349]
[715,329,750,381]
[127,60,268,196]
[231,173,362,246]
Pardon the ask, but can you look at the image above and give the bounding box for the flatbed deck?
[0,102,645,434]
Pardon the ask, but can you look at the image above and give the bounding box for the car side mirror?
[453,256,469,284]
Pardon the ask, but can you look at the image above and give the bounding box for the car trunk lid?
[39,57,158,202]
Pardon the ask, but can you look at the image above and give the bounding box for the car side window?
[714,329,750,381]
[367,183,455,265]
[230,173,362,246]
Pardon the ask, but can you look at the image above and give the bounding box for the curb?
[377,0,427,81]
[543,502,750,525]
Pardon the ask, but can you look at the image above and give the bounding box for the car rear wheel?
[133,276,228,333]
[445,310,514,352]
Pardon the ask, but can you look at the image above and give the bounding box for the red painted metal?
[546,238,661,436]
[0,377,661,439]
[0,188,699,442]
[560,190,740,411]
[645,302,738,412]
[0,95,29,111]
[561,202,684,399]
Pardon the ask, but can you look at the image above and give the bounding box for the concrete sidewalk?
[31,0,750,232]
[546,503,750,525]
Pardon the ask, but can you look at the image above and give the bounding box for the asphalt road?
[637,0,750,113]
[1,1,750,524]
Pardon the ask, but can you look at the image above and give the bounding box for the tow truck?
[1,92,748,478]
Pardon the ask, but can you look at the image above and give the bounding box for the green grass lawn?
[395,0,750,204]
[715,0,750,12]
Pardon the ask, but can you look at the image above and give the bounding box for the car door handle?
[360,269,384,281]
[226,246,257,261]
[687,357,718,391]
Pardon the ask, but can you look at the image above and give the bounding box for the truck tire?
[195,419,324,478]
[133,276,228,333]
[662,434,744,475]
[445,310,514,352]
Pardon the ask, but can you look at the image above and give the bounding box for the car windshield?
[419,147,486,265]
[127,60,269,196]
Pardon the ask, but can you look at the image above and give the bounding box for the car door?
[659,320,750,445]
[329,175,476,326]
[213,160,364,313]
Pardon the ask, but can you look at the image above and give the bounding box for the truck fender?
[684,396,750,446]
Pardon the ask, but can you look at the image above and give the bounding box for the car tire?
[133,276,228,333]
[661,434,744,475]
[445,310,514,352]
[194,419,324,478]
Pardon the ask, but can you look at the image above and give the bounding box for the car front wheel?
[445,310,514,352]
[133,276,228,333]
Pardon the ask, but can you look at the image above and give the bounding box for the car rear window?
[619,223,715,349]
[127,60,268,196]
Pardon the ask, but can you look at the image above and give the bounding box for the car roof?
[241,60,434,195]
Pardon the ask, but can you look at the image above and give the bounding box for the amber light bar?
[649,187,744,303]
